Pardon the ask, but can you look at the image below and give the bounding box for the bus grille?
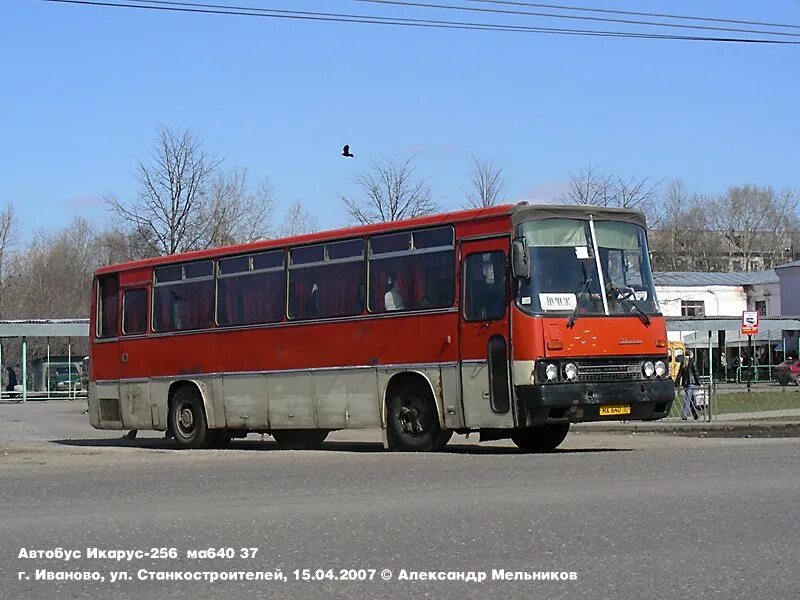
[99,398,122,422]
[575,361,643,382]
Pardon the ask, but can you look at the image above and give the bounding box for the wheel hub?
[178,407,194,432]
[398,405,424,435]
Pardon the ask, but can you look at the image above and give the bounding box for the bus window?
[464,251,506,322]
[122,288,148,335]
[97,274,119,338]
[153,260,215,332]
[368,227,454,313]
[217,250,286,326]
[288,240,365,320]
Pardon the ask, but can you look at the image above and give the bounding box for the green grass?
[672,388,800,417]
[713,390,800,415]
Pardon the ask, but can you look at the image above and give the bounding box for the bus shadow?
[53,438,633,454]
[53,438,177,450]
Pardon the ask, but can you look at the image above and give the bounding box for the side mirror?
[511,239,530,279]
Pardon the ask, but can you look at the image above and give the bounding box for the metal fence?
[664,316,800,421]
[665,374,800,421]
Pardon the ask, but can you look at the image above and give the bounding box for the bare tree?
[0,203,18,318]
[710,184,799,271]
[202,170,276,247]
[684,194,726,271]
[561,163,616,206]
[279,200,320,237]
[95,225,161,264]
[616,173,661,210]
[341,155,437,225]
[465,156,505,208]
[562,164,660,208]
[105,125,221,255]
[649,182,721,271]
[562,163,663,227]
[6,217,98,319]
[106,126,277,254]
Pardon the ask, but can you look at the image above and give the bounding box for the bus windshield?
[516,218,658,316]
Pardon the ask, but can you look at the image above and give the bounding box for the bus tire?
[169,385,212,449]
[271,429,328,450]
[386,381,450,452]
[511,424,570,452]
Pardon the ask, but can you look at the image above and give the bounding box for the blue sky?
[2,0,799,239]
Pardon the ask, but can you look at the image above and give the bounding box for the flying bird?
[341,144,354,158]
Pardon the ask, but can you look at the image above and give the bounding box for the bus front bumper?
[515,379,674,425]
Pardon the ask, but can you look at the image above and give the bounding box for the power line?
[351,0,800,38]
[463,0,800,31]
[41,0,800,44]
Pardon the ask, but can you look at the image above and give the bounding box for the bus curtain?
[289,263,364,319]
[124,292,147,333]
[370,256,426,312]
[153,281,214,331]
[218,273,284,325]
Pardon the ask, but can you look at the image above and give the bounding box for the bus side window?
[153,261,214,332]
[368,227,454,313]
[122,288,148,335]
[97,274,120,338]
[288,240,365,320]
[217,251,285,326]
[463,251,506,322]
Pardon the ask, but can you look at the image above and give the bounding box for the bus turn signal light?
[547,340,563,350]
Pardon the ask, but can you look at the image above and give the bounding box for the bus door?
[459,238,514,429]
[117,286,154,429]
[94,274,122,426]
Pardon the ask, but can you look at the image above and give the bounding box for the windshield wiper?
[566,276,592,329]
[611,286,651,327]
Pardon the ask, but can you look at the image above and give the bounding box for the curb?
[573,420,800,437]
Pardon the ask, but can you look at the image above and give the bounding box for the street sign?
[741,310,759,335]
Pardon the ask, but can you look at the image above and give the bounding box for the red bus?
[88,204,673,451]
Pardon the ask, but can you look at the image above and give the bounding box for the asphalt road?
[1,401,798,599]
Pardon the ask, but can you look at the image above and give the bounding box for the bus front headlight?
[545,363,558,381]
[643,361,655,378]
[655,360,667,378]
[564,363,578,381]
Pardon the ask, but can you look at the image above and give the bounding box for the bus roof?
[95,203,646,275]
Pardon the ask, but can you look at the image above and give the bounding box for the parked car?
[774,360,800,386]
[50,365,82,392]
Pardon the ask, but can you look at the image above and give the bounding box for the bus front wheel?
[511,424,570,452]
[387,382,451,452]
[169,385,213,449]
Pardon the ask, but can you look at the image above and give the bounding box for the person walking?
[677,349,700,420]
[5,366,17,392]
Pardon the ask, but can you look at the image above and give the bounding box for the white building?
[654,270,780,317]
[653,270,780,342]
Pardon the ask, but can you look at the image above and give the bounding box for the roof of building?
[652,269,779,287]
[0,319,89,337]
[774,259,800,270]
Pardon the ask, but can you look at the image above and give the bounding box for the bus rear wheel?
[511,424,570,452]
[271,429,328,450]
[387,381,451,452]
[169,385,213,449]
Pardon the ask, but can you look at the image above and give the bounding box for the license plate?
[599,405,631,416]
